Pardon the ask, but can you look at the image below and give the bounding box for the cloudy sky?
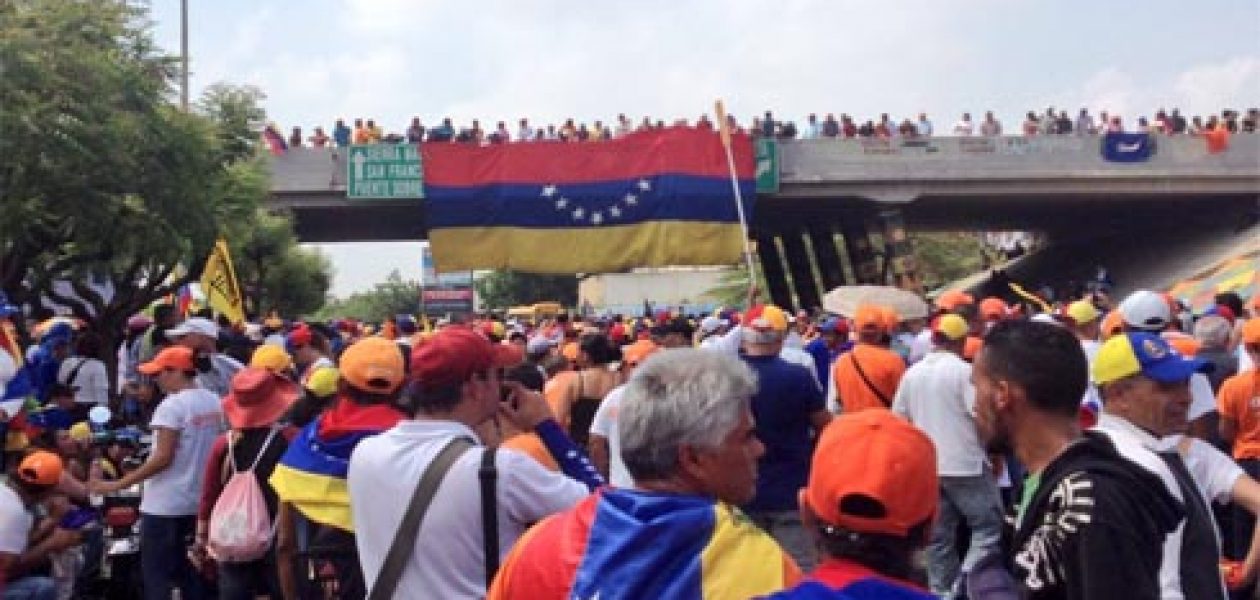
[147,0,1260,297]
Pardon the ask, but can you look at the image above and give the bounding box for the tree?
[232,209,332,318]
[910,232,987,291]
[315,270,422,322]
[474,270,578,310]
[0,0,264,386]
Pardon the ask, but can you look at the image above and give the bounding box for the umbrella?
[822,285,929,320]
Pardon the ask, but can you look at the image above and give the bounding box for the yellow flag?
[714,99,732,149]
[200,238,245,325]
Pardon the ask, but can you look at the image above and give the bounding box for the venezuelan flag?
[269,398,404,531]
[489,489,800,599]
[423,127,756,274]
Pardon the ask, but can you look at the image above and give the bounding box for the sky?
[145,0,1260,297]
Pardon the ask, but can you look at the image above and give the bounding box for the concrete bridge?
[269,134,1260,309]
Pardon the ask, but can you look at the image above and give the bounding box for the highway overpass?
[269,134,1260,309]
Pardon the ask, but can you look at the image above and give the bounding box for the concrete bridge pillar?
[808,226,847,291]
[879,208,921,293]
[753,232,793,309]
[779,229,822,311]
[840,221,881,284]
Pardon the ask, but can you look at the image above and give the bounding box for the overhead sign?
[422,287,474,316]
[347,144,424,199]
[755,139,779,194]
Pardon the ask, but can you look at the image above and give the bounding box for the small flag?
[1101,132,1153,162]
[262,125,288,156]
[199,238,245,325]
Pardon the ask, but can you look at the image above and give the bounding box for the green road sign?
[347,144,424,199]
[756,139,779,194]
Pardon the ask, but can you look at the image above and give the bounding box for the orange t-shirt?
[501,433,559,472]
[1218,370,1260,459]
[832,344,906,413]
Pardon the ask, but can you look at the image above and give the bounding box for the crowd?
[1,284,1259,599]
[270,107,1260,150]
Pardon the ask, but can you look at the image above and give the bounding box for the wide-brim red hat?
[223,367,300,429]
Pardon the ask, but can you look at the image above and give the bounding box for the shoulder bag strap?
[245,427,281,473]
[64,357,88,387]
[367,436,474,600]
[848,352,892,407]
[479,446,500,587]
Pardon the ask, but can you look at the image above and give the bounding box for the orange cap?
[621,340,660,366]
[1163,333,1200,357]
[138,346,196,375]
[1100,309,1125,340]
[1242,319,1260,345]
[935,290,975,311]
[561,341,580,361]
[853,305,887,333]
[18,450,63,486]
[979,297,1007,321]
[963,336,984,361]
[878,306,900,332]
[806,410,937,538]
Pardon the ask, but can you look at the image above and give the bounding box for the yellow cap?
[1067,300,1100,325]
[68,421,92,443]
[304,366,340,398]
[251,344,293,372]
[934,314,969,341]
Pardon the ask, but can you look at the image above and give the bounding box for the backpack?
[208,428,280,562]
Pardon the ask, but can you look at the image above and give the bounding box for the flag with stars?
[421,127,756,273]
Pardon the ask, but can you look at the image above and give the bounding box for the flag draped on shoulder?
[200,238,244,325]
[422,127,756,273]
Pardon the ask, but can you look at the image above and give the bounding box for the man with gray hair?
[488,349,802,599]
[1195,315,1238,392]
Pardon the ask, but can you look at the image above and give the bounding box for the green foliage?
[910,232,987,291]
[315,270,422,322]
[474,270,577,310]
[702,265,764,309]
[231,209,332,318]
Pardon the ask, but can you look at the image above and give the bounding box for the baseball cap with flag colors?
[806,410,937,538]
[742,304,789,344]
[1092,332,1211,385]
[339,337,405,393]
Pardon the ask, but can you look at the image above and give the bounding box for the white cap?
[1118,290,1170,332]
[165,317,219,340]
[699,316,727,334]
[526,336,555,355]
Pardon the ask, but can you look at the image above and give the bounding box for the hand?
[497,382,553,431]
[88,479,121,495]
[43,527,82,552]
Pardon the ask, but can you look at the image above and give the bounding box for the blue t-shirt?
[764,579,935,599]
[804,339,851,396]
[741,354,825,512]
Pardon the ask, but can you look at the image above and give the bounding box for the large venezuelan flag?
[422,127,756,274]
[488,489,799,599]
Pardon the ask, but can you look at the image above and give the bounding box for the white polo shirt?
[1159,435,1245,505]
[891,350,985,477]
[349,420,587,599]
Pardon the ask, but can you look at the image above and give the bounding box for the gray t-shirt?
[141,387,224,516]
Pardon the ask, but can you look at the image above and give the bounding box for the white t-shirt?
[1240,346,1255,373]
[892,351,985,476]
[589,385,631,488]
[0,482,33,554]
[57,357,110,406]
[141,387,224,516]
[1080,339,1102,410]
[908,329,934,365]
[349,420,587,599]
[1159,435,1244,505]
[1188,374,1216,421]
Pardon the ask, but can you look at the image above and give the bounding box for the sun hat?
[223,367,301,429]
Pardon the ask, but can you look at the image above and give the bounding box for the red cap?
[979,297,1007,321]
[806,410,937,538]
[410,328,523,389]
[935,290,975,311]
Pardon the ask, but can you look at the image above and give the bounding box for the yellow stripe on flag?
[430,221,745,273]
[200,238,245,325]
[700,504,791,598]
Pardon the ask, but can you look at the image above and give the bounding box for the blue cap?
[818,317,845,334]
[1093,332,1213,385]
